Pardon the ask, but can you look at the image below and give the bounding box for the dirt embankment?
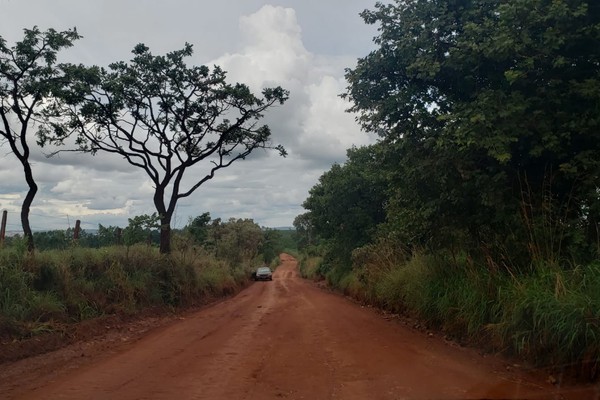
[1,254,598,399]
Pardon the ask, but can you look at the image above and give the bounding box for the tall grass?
[308,245,600,379]
[492,264,600,376]
[298,255,323,280]
[0,245,254,339]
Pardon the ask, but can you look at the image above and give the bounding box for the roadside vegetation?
[296,0,600,380]
[0,215,295,341]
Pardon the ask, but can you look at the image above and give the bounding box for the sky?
[0,0,378,233]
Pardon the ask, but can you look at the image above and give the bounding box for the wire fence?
[1,206,189,231]
[0,209,133,250]
[0,210,148,251]
[2,211,105,234]
[0,205,193,251]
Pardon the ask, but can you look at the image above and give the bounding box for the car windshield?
[257,267,271,273]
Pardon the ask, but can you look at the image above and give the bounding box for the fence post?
[0,210,6,247]
[74,219,81,241]
[116,227,123,245]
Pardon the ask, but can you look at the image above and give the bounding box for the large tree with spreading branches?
[46,43,288,253]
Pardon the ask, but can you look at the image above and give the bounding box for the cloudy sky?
[0,0,378,232]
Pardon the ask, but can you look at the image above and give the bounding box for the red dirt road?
[1,254,598,399]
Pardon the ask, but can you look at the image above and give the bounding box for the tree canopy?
[339,0,600,267]
[46,43,289,253]
[0,26,81,252]
[302,145,389,266]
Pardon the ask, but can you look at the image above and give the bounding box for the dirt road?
[1,254,597,399]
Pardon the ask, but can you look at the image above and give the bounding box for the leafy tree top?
[345,0,600,165]
[345,0,600,199]
[0,26,81,252]
[46,43,288,187]
[43,42,289,253]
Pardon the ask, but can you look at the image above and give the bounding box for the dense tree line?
[182,215,295,265]
[5,213,291,266]
[299,0,600,273]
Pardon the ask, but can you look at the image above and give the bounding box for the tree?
[49,43,288,254]
[97,224,121,247]
[123,213,160,247]
[302,145,388,264]
[344,0,600,265]
[260,228,283,264]
[207,218,264,265]
[32,228,98,249]
[186,212,211,245]
[0,26,81,252]
[32,229,68,250]
[293,212,315,250]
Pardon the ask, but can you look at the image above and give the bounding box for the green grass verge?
[0,245,254,339]
[300,249,600,379]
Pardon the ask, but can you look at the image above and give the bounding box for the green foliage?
[293,213,315,250]
[260,228,282,264]
[123,213,160,247]
[342,0,600,265]
[32,228,100,250]
[97,224,122,247]
[298,255,323,281]
[260,228,298,264]
[32,230,69,250]
[206,218,264,266]
[302,145,389,265]
[186,212,211,245]
[492,264,600,374]
[275,229,299,255]
[179,214,283,269]
[0,252,66,337]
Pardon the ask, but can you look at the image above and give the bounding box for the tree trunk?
[159,214,172,254]
[154,188,172,254]
[21,161,38,253]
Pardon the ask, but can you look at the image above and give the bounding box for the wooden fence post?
[74,219,81,241]
[0,210,7,247]
[116,227,123,245]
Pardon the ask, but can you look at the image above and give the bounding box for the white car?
[254,267,273,281]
